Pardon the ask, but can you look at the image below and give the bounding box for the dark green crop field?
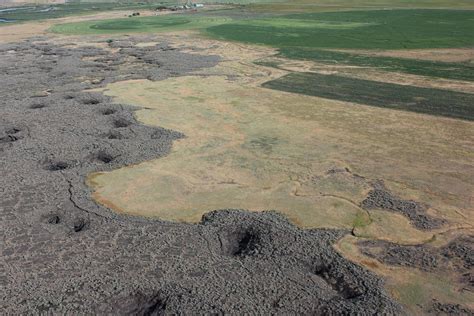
[262,72,474,120]
[207,9,474,49]
[277,48,474,82]
[206,9,474,81]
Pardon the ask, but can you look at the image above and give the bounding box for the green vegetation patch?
[211,9,474,81]
[262,72,474,121]
[248,0,474,13]
[51,15,231,35]
[278,48,474,82]
[237,18,376,29]
[352,211,371,229]
[207,9,474,49]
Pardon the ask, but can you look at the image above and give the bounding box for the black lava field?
[0,36,402,314]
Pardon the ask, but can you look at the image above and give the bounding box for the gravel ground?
[0,36,402,314]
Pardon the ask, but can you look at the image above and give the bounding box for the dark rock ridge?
[0,36,401,314]
[361,180,445,230]
[359,235,473,294]
[429,300,474,315]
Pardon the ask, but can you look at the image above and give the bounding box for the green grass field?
[262,72,474,120]
[207,9,474,82]
[248,0,474,13]
[207,10,474,49]
[52,9,474,49]
[52,9,474,50]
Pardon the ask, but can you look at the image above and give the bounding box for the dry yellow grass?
[88,37,473,245]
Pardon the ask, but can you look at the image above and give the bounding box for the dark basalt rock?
[361,181,445,230]
[0,36,401,315]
